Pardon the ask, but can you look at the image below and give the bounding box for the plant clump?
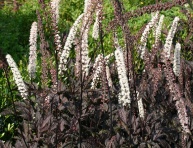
[1,0,193,147]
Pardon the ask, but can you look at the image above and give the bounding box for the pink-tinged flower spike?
[173,43,181,76]
[163,17,179,59]
[28,22,38,79]
[59,14,83,75]
[175,97,191,134]
[139,11,159,59]
[137,91,145,119]
[155,15,164,45]
[92,1,102,40]
[92,11,99,40]
[50,0,60,23]
[6,54,28,99]
[114,35,131,107]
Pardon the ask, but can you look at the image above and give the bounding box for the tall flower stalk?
[163,17,179,59]
[173,43,181,76]
[91,54,103,89]
[6,54,28,100]
[28,22,38,79]
[154,15,164,45]
[50,0,62,57]
[114,36,131,106]
[139,11,159,59]
[92,2,102,40]
[137,91,145,119]
[50,0,60,23]
[90,53,112,89]
[81,0,98,76]
[59,14,83,74]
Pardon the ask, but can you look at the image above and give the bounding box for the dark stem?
[79,38,83,148]
[3,67,29,147]
[99,18,113,137]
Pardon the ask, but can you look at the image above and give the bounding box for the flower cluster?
[81,26,90,76]
[105,64,113,88]
[28,22,38,79]
[154,15,164,45]
[50,0,60,23]
[54,32,62,57]
[92,1,102,40]
[137,91,145,119]
[163,17,179,59]
[91,53,113,89]
[6,54,28,99]
[164,60,190,134]
[91,54,103,89]
[139,11,159,59]
[175,97,190,134]
[173,43,181,76]
[114,37,131,106]
[81,0,98,76]
[50,0,62,57]
[59,14,83,74]
[92,11,99,40]
[105,53,113,88]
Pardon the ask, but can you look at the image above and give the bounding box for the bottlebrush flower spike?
[92,1,102,40]
[175,97,191,134]
[114,35,131,106]
[81,0,97,76]
[163,17,179,59]
[59,14,83,74]
[91,54,103,89]
[50,0,62,57]
[91,53,113,89]
[139,11,159,59]
[105,64,113,88]
[6,54,28,99]
[155,15,164,45]
[50,0,60,23]
[173,43,181,76]
[137,91,145,119]
[28,22,37,79]
[92,11,99,40]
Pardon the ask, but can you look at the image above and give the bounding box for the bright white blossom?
[92,12,99,39]
[81,26,90,76]
[54,32,62,56]
[91,54,103,89]
[50,0,60,23]
[59,14,83,74]
[163,17,179,59]
[105,64,113,88]
[173,43,181,76]
[6,54,28,99]
[139,11,159,59]
[28,22,38,79]
[155,15,164,45]
[105,53,113,88]
[137,91,145,119]
[114,36,131,106]
[81,0,96,76]
[91,53,113,89]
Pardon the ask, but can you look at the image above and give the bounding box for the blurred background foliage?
[0,0,192,142]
